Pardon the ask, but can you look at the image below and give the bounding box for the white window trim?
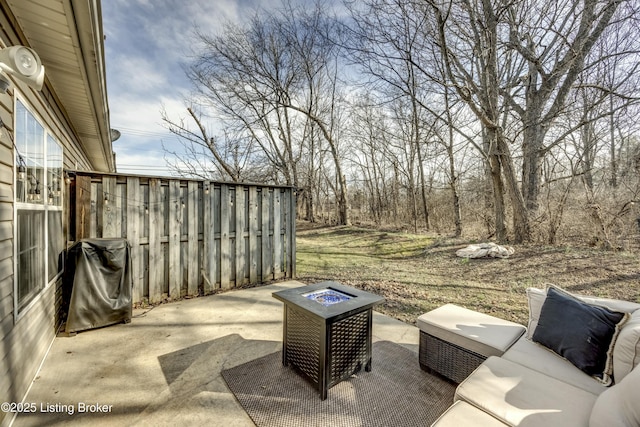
[13,96,64,323]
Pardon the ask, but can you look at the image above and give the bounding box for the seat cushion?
[416,304,525,358]
[525,287,547,339]
[590,365,640,427]
[612,309,640,383]
[532,287,628,385]
[503,337,608,395]
[456,356,598,427]
[431,400,508,427]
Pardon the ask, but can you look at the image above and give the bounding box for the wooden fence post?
[75,175,91,240]
[126,176,142,304]
[249,186,258,284]
[287,188,296,278]
[235,185,245,287]
[203,181,214,294]
[148,178,162,303]
[261,188,272,281]
[273,188,282,278]
[220,184,231,289]
[102,176,117,237]
[187,181,199,296]
[168,180,181,299]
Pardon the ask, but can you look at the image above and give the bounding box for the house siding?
[0,44,95,427]
[0,70,16,426]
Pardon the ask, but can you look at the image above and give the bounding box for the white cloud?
[103,0,330,176]
[109,94,188,172]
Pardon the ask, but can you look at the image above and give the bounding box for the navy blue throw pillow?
[532,287,627,385]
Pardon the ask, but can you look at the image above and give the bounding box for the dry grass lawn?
[295,221,640,325]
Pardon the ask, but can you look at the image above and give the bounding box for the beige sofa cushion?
[613,309,640,383]
[503,337,608,395]
[417,304,525,357]
[431,401,507,427]
[578,295,640,313]
[525,287,546,339]
[590,365,640,427]
[456,356,598,427]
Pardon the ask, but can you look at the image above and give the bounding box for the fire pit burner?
[302,288,354,306]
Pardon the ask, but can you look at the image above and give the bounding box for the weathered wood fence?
[68,171,296,304]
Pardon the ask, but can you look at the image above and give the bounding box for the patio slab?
[12,281,419,426]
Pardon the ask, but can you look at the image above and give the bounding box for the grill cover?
[64,238,132,333]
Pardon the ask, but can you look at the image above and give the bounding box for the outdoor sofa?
[427,285,640,427]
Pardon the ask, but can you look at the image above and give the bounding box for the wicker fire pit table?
[272,281,384,400]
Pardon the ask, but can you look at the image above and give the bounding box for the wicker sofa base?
[419,331,486,384]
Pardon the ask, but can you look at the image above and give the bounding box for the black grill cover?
[64,238,132,334]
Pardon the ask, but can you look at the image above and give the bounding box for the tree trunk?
[609,92,618,188]
[392,161,400,223]
[410,72,430,231]
[338,173,350,225]
[521,118,544,211]
[497,132,531,243]
[305,189,315,222]
[516,0,622,211]
[581,121,595,190]
[489,153,507,242]
[444,85,461,237]
[484,128,507,241]
[416,141,430,231]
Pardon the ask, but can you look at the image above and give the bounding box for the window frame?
[13,97,64,322]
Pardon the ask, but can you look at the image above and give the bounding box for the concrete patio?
[12,281,419,427]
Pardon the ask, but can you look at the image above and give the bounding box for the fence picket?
[203,181,214,294]
[220,184,231,289]
[148,178,162,303]
[102,176,117,237]
[187,181,199,296]
[261,188,272,281]
[249,186,258,284]
[75,175,91,240]
[126,177,142,303]
[273,189,282,278]
[168,180,181,299]
[235,185,246,286]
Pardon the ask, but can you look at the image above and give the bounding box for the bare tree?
[161,107,244,181]
[427,0,530,242]
[163,2,351,224]
[344,0,436,231]
[183,15,302,186]
[504,0,631,211]
[278,4,351,225]
[425,0,639,242]
[348,95,393,224]
[156,0,640,240]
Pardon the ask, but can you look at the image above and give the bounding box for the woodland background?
[161,0,640,248]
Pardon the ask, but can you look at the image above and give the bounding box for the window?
[15,100,64,315]
[47,135,64,281]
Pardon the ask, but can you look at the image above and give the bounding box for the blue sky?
[102,0,282,176]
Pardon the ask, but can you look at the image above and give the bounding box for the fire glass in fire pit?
[302,288,354,306]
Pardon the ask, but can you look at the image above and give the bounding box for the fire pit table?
[272,281,384,400]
